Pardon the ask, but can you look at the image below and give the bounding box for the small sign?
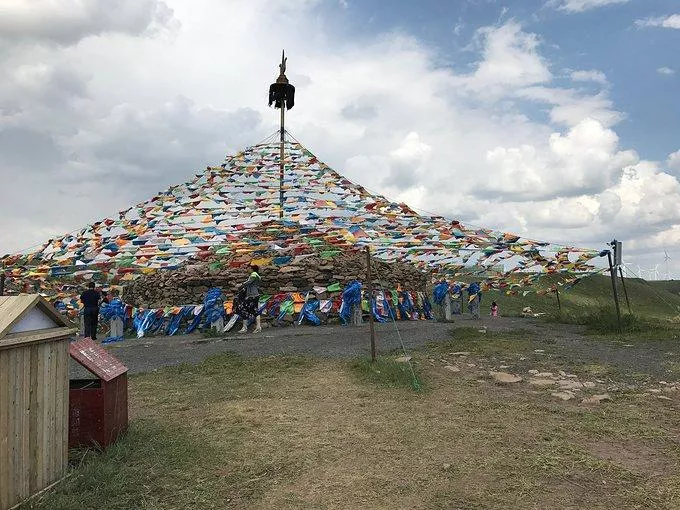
[612,240,622,266]
[69,338,128,382]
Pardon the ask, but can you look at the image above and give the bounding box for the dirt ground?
[39,323,680,509]
[72,316,680,381]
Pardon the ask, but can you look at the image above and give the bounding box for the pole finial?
[268,50,295,110]
[277,49,288,84]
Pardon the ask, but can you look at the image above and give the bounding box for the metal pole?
[618,266,631,314]
[607,251,622,333]
[0,273,5,296]
[279,103,285,219]
[555,286,561,315]
[366,246,376,362]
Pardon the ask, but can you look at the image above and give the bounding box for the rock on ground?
[490,371,523,384]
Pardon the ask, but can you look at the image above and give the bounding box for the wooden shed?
[0,295,76,510]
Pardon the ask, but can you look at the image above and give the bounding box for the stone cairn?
[124,251,427,308]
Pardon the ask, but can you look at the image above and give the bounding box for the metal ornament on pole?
[268,51,296,220]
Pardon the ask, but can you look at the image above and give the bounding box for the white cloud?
[657,67,675,75]
[455,21,551,97]
[516,87,623,127]
[549,0,630,13]
[1,2,680,276]
[0,0,177,45]
[636,14,680,29]
[477,118,637,200]
[570,69,608,85]
[668,150,680,171]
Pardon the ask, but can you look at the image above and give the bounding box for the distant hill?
[479,274,680,319]
[649,280,680,296]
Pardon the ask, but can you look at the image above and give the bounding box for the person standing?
[80,282,101,340]
[238,265,262,333]
[467,281,482,319]
[490,301,499,317]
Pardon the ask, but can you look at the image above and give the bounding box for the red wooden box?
[68,338,128,449]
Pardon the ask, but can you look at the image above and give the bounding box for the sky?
[0,0,679,279]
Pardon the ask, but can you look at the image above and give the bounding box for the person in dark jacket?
[80,282,101,340]
[238,265,262,333]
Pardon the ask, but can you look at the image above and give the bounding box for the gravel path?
[69,316,680,380]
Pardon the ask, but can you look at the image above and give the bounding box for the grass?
[23,343,680,509]
[546,306,663,334]
[477,274,680,321]
[350,356,423,391]
[427,327,538,358]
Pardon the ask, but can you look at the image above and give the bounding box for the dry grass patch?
[25,351,680,510]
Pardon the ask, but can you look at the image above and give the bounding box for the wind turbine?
[664,249,671,280]
[622,261,639,278]
[653,265,660,281]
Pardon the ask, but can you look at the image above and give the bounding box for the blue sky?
[329,0,679,162]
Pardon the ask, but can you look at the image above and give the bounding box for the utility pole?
[268,51,295,220]
[618,266,631,314]
[366,246,376,362]
[555,286,562,315]
[606,244,622,333]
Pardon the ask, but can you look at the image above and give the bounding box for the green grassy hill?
[649,280,680,296]
[477,274,680,320]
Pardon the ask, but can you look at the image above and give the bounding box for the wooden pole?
[0,273,5,296]
[366,246,376,362]
[555,286,562,315]
[607,250,622,333]
[618,266,631,314]
[279,103,285,220]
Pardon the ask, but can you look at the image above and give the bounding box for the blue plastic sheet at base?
[133,310,158,338]
[299,299,321,326]
[203,288,225,329]
[371,298,388,323]
[340,281,362,325]
[186,309,204,334]
[422,296,435,320]
[432,282,449,306]
[165,306,193,336]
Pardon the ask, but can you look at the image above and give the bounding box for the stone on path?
[529,378,556,387]
[528,369,539,375]
[583,382,596,388]
[580,394,611,405]
[395,355,412,363]
[490,371,523,384]
[536,372,553,378]
[559,380,584,390]
[449,352,471,356]
[552,391,575,401]
[444,365,461,373]
[657,395,672,401]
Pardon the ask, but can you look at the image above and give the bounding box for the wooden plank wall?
[0,338,69,510]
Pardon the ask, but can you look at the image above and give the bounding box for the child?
[490,301,499,317]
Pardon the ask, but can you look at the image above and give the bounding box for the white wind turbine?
[664,249,671,280]
[622,261,640,278]
[652,264,660,281]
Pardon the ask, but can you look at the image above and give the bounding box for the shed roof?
[69,338,128,381]
[0,294,76,349]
